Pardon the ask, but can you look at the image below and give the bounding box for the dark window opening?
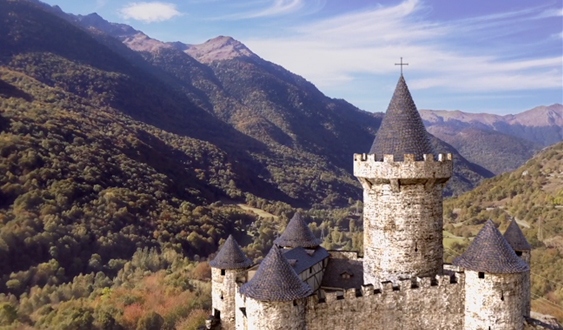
[221,269,225,276]
[220,292,224,300]
[501,292,504,301]
[450,274,457,284]
[478,272,485,279]
[240,308,246,317]
[516,251,523,256]
[214,309,221,319]
[310,268,312,274]
[374,289,382,294]
[336,294,344,300]
[430,278,438,286]
[293,300,298,306]
[414,242,418,252]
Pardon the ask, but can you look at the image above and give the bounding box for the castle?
[206,75,533,330]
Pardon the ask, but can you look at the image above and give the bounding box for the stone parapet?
[305,272,465,330]
[353,153,453,183]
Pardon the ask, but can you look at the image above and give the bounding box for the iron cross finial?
[395,57,409,75]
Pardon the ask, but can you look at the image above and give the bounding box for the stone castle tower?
[354,74,452,284]
[205,74,538,330]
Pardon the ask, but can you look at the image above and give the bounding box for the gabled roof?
[321,258,363,289]
[283,246,329,275]
[240,246,312,301]
[503,220,532,251]
[369,75,434,161]
[453,220,529,274]
[274,213,322,248]
[209,235,253,270]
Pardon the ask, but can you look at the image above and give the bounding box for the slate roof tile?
[274,213,322,248]
[369,75,434,161]
[240,246,312,301]
[209,235,253,270]
[503,220,532,251]
[453,220,529,274]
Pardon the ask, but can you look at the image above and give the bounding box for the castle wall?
[212,268,246,330]
[305,273,465,330]
[355,154,452,284]
[464,270,525,330]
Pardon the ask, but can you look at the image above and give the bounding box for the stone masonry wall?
[211,268,246,330]
[238,296,307,330]
[464,270,525,330]
[354,154,452,284]
[305,273,465,330]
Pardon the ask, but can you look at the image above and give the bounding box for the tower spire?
[369,75,434,161]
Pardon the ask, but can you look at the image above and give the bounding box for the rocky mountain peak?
[182,36,257,64]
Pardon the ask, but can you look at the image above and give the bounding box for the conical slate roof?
[453,220,529,274]
[209,235,253,269]
[240,246,312,301]
[503,220,532,251]
[369,75,434,161]
[274,213,322,248]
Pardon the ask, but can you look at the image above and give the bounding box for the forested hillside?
[0,0,543,328]
[442,141,563,321]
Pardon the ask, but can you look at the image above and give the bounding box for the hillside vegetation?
[443,141,563,320]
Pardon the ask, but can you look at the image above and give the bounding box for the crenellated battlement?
[353,153,453,183]
[309,272,464,306]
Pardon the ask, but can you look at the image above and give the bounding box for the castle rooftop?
[503,220,532,251]
[369,75,434,161]
[208,235,253,269]
[240,246,313,301]
[274,213,322,248]
[453,220,529,274]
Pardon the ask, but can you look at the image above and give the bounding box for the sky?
[41,0,563,115]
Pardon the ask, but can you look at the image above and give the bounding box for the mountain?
[443,141,563,321]
[420,105,563,174]
[69,12,491,194]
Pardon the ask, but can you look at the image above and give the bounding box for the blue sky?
[42,0,562,114]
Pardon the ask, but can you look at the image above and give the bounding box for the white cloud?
[212,0,323,20]
[244,0,562,93]
[120,2,182,23]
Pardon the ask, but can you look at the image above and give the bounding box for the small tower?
[504,220,532,317]
[453,220,529,330]
[274,213,322,249]
[239,246,312,330]
[354,75,452,284]
[209,235,253,330]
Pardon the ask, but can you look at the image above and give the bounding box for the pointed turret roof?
[209,235,253,269]
[274,213,322,248]
[369,75,434,161]
[503,220,532,251]
[240,246,312,301]
[453,220,529,274]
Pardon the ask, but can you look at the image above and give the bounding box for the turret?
[274,213,322,249]
[354,75,452,284]
[239,246,312,330]
[453,220,529,330]
[209,235,253,330]
[504,220,532,317]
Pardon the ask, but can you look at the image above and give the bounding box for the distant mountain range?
[421,104,563,174]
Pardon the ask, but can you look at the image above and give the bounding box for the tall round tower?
[209,235,253,330]
[354,75,452,285]
[239,246,312,330]
[454,220,529,330]
[504,219,532,317]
